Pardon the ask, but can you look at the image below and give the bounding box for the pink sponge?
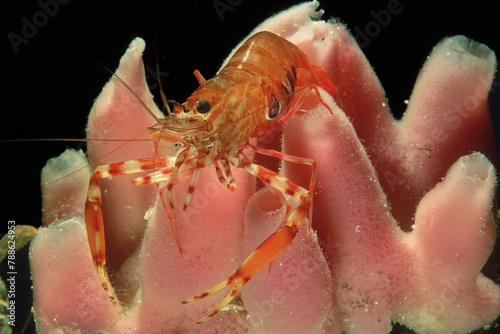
[31,1,499,333]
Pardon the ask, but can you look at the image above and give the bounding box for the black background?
[1,1,499,333]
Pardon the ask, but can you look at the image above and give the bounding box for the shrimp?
[84,31,336,322]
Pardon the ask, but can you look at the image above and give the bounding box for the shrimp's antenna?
[154,30,173,118]
[83,52,161,123]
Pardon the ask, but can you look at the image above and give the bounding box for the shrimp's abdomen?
[223,31,307,104]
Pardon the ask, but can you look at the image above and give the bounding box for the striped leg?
[166,146,197,209]
[84,156,174,314]
[214,158,237,191]
[182,154,314,323]
[245,143,317,230]
[158,185,184,257]
[85,171,123,314]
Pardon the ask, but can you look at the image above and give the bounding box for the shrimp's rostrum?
[84,31,336,323]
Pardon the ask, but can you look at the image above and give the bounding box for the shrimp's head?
[184,74,268,142]
[148,99,214,144]
[151,72,266,149]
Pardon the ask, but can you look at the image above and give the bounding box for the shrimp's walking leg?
[84,157,174,314]
[306,64,337,97]
[296,65,337,115]
[245,143,317,230]
[183,154,314,324]
[85,171,123,314]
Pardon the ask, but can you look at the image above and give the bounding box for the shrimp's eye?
[196,100,211,114]
[267,96,280,119]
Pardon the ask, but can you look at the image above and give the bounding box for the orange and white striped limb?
[182,152,315,323]
[84,156,177,314]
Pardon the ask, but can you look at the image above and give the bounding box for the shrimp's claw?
[183,224,297,323]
